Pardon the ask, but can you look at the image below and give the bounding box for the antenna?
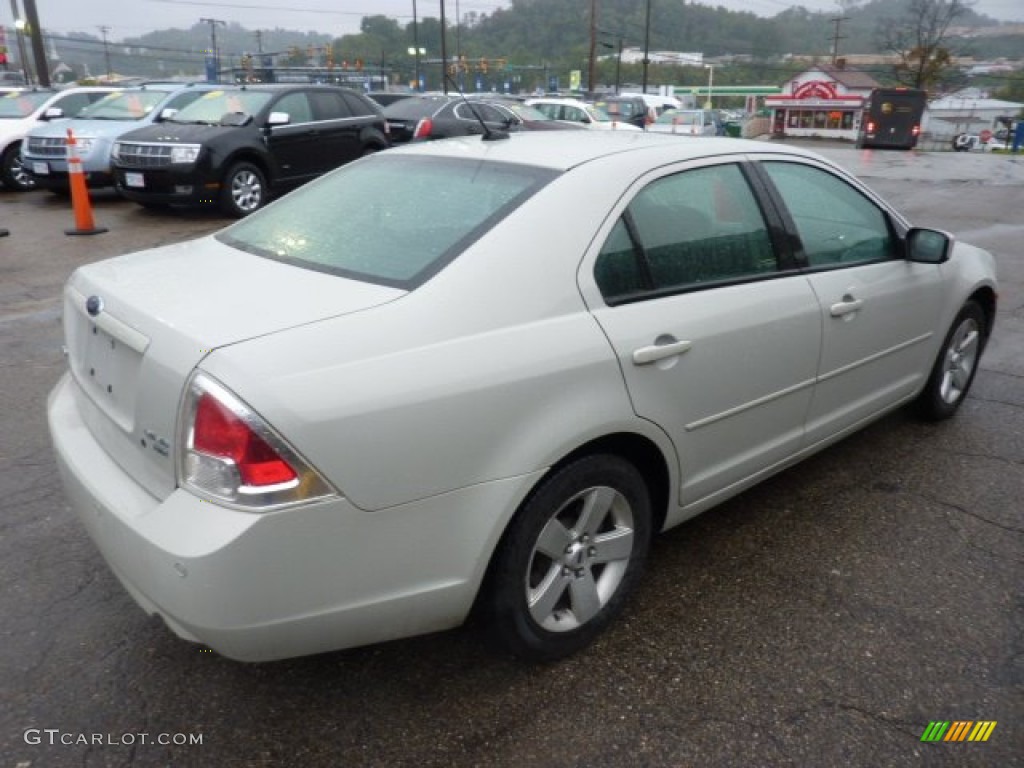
[445,73,510,142]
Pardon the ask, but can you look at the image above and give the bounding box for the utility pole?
[21,0,48,86]
[829,16,849,66]
[412,0,421,91]
[98,25,111,80]
[641,0,651,94]
[254,30,263,55]
[200,17,225,82]
[587,0,596,95]
[8,0,32,84]
[439,0,448,94]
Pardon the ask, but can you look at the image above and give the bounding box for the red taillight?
[413,117,432,139]
[193,393,297,487]
[866,121,876,133]
[912,124,920,136]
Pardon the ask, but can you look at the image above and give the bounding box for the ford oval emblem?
[86,295,104,317]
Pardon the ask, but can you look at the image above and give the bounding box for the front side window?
[273,92,313,124]
[761,161,895,268]
[219,155,557,288]
[595,163,777,302]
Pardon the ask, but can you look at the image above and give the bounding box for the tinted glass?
[383,97,451,119]
[595,163,776,301]
[341,92,376,117]
[310,91,350,120]
[219,155,557,288]
[761,161,895,267]
[273,92,313,123]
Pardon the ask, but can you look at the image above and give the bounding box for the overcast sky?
[8,0,1023,41]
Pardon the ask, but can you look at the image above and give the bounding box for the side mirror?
[266,111,290,126]
[906,227,952,264]
[42,107,64,120]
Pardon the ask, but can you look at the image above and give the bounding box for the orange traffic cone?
[65,128,107,236]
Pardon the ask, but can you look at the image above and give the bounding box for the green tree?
[878,0,972,90]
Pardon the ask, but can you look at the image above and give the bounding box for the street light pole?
[99,25,111,80]
[705,63,714,109]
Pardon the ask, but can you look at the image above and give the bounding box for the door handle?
[632,340,692,365]
[830,297,864,317]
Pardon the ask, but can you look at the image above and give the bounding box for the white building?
[764,64,881,141]
[923,90,1023,144]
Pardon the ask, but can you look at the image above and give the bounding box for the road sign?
[979,129,992,143]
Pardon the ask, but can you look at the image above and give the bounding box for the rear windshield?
[383,97,452,119]
[218,154,558,289]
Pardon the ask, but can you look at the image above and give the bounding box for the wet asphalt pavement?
[0,145,1021,767]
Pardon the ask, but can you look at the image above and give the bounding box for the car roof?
[387,130,825,172]
[526,97,592,107]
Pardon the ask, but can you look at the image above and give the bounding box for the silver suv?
[22,83,215,193]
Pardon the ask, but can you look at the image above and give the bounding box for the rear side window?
[341,92,377,117]
[309,91,351,120]
[218,155,557,288]
[595,163,776,302]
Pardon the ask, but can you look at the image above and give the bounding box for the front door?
[757,159,945,445]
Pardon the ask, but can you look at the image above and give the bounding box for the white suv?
[0,86,119,190]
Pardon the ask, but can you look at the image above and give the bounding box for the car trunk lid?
[63,235,404,501]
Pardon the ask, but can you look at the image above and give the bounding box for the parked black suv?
[111,84,389,216]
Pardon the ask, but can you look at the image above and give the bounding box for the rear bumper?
[48,372,537,661]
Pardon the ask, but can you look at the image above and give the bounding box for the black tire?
[1,143,34,191]
[220,162,267,218]
[482,454,652,661]
[915,301,987,421]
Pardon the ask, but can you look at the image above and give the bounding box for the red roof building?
[765,64,881,141]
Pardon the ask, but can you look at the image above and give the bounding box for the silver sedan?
[48,132,997,661]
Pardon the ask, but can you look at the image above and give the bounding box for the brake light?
[193,394,297,487]
[866,121,876,133]
[179,373,335,511]
[912,124,920,136]
[413,117,432,139]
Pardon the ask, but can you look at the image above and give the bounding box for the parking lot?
[1,146,1022,767]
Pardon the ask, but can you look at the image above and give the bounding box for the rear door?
[307,89,362,169]
[585,159,821,508]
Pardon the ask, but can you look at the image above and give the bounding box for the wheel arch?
[968,285,997,342]
[470,429,673,620]
[221,150,272,184]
